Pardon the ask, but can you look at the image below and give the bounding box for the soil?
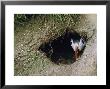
[14,14,97,76]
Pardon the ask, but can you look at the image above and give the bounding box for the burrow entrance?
[38,30,86,64]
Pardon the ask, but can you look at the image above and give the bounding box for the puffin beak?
[74,47,79,61]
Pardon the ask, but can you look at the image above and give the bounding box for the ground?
[14,14,97,76]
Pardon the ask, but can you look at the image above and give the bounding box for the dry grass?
[14,14,97,76]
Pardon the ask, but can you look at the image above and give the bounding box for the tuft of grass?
[14,14,35,29]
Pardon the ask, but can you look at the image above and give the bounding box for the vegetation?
[14,14,81,27]
[14,14,83,76]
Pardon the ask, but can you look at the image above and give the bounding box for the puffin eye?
[80,38,84,44]
[82,39,84,44]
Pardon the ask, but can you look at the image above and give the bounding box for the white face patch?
[70,39,79,51]
[79,38,86,51]
[70,38,85,51]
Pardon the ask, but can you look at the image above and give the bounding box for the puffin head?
[70,38,86,61]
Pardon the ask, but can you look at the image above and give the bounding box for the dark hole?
[38,29,86,65]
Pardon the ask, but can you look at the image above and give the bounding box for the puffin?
[65,30,86,62]
[39,29,86,64]
[70,37,86,61]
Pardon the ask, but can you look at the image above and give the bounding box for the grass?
[14,14,87,76]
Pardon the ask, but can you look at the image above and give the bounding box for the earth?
[14,14,97,76]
